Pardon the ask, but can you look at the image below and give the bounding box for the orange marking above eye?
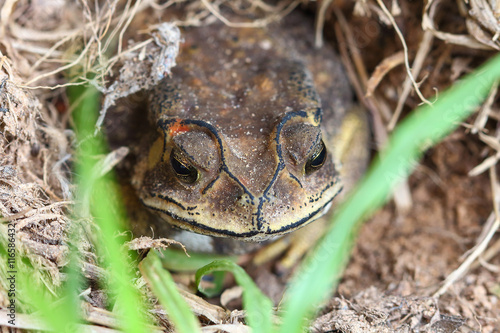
[169,120,190,136]
[239,176,250,187]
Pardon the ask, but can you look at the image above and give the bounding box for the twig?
[0,200,72,223]
[102,38,154,76]
[201,324,251,333]
[376,0,433,115]
[0,53,14,82]
[334,8,412,211]
[200,0,268,28]
[388,30,435,130]
[469,131,500,176]
[9,22,80,42]
[334,8,369,89]
[314,0,333,48]
[423,0,491,50]
[10,41,64,56]
[0,0,16,38]
[0,309,121,332]
[118,0,143,56]
[471,237,500,271]
[334,19,389,147]
[24,169,63,201]
[433,165,500,298]
[23,35,96,86]
[365,51,405,97]
[30,29,81,72]
[150,0,184,11]
[472,79,499,134]
[15,213,68,230]
[17,81,87,90]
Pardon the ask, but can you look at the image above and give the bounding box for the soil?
[335,134,499,332]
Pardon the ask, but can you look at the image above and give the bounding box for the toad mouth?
[140,187,340,240]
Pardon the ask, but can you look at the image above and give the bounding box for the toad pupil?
[170,151,199,184]
[305,141,327,175]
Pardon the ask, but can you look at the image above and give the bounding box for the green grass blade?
[20,261,82,332]
[0,234,82,332]
[279,54,500,332]
[69,82,147,333]
[140,250,201,333]
[159,247,237,272]
[195,260,274,332]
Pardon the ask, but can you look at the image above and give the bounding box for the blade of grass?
[139,250,201,333]
[0,233,83,332]
[195,260,274,332]
[279,54,500,332]
[70,81,147,333]
[159,247,237,272]
[0,183,81,330]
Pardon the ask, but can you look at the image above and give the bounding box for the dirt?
[335,134,499,332]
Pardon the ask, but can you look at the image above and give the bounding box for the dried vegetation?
[0,0,498,332]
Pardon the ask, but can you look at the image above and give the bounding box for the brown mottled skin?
[126,11,357,253]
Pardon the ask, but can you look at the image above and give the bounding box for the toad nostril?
[216,185,246,208]
[236,193,254,207]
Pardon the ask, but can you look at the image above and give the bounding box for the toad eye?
[305,140,327,175]
[170,150,199,184]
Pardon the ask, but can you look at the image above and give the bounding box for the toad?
[114,10,369,256]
